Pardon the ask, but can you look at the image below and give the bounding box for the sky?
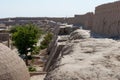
[0,0,117,18]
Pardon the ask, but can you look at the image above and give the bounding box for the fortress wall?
[73,14,85,26]
[84,12,94,29]
[46,14,94,28]
[92,1,120,37]
[0,33,9,42]
[72,12,94,30]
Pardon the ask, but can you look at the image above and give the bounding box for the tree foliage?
[40,32,53,49]
[11,24,42,65]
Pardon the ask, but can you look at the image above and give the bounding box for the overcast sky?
[0,0,117,18]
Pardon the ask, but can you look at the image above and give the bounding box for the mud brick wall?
[0,33,9,42]
[73,14,85,26]
[72,12,94,30]
[0,43,30,80]
[84,12,94,30]
[92,1,120,37]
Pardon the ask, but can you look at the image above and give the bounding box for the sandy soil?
[30,74,46,80]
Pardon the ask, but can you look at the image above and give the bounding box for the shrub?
[28,66,36,72]
[11,24,42,65]
[40,32,53,49]
[32,46,41,55]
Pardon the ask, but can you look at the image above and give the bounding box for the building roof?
[0,43,30,80]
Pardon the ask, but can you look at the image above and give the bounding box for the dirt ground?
[30,74,46,80]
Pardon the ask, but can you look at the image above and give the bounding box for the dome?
[0,43,30,80]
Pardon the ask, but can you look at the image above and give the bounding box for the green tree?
[11,24,41,65]
[40,32,53,49]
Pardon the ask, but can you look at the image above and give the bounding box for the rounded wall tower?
[0,43,30,80]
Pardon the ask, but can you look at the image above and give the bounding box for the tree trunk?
[25,54,28,66]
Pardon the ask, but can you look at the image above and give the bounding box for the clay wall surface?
[0,43,30,80]
[67,13,94,29]
[73,14,85,26]
[46,14,94,28]
[0,33,9,42]
[84,12,94,29]
[0,15,94,30]
[92,1,120,37]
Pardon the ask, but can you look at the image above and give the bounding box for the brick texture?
[92,1,120,37]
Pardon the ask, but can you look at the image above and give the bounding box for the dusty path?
[30,74,46,80]
[37,35,45,46]
[31,35,46,80]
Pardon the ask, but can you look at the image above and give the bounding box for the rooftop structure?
[0,43,30,80]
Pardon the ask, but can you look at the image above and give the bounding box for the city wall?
[47,12,94,29]
[92,1,120,37]
[0,33,9,42]
[1,1,120,37]
[50,1,120,37]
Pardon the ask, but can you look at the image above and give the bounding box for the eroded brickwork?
[0,33,9,42]
[92,1,120,37]
[0,43,30,80]
[46,13,94,29]
[84,12,94,29]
